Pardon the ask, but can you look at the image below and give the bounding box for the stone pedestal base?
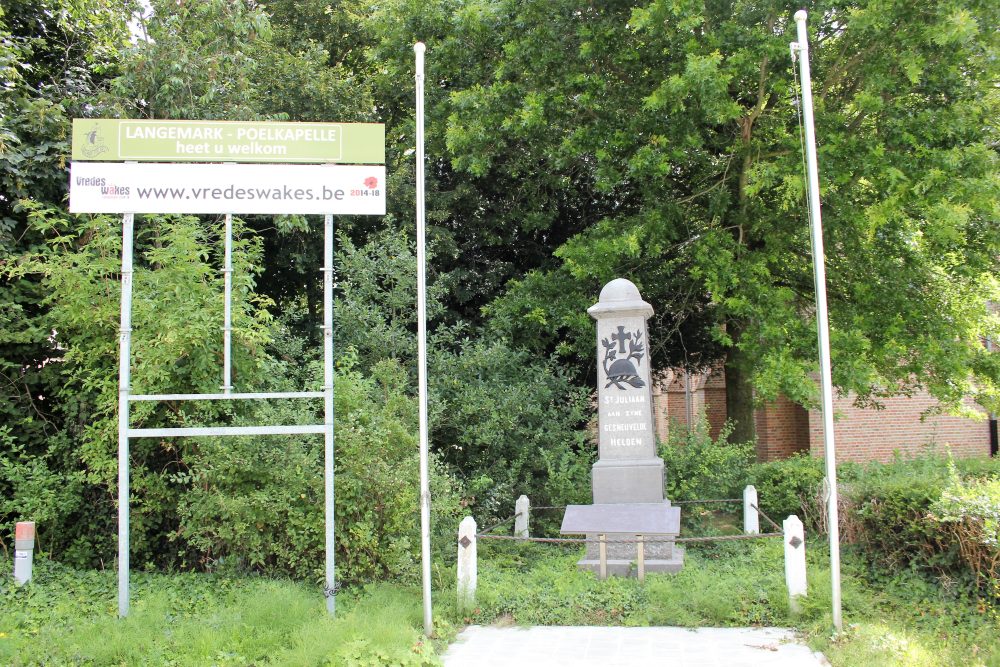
[592,458,665,503]
[577,547,686,576]
[583,532,676,560]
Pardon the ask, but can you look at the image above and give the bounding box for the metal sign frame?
[115,209,341,617]
[91,119,386,618]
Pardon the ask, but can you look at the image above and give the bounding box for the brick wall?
[655,370,718,442]
[807,392,990,462]
[665,382,690,426]
[655,366,991,463]
[754,396,810,461]
[704,387,727,440]
[652,387,669,443]
[654,368,990,461]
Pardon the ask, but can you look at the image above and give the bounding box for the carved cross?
[612,325,632,354]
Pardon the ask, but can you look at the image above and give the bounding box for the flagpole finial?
[794,9,807,22]
[414,42,426,54]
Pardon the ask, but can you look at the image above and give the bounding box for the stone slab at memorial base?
[561,502,684,575]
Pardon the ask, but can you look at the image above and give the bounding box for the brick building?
[652,367,996,462]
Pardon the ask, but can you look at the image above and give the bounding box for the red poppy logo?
[364,176,379,189]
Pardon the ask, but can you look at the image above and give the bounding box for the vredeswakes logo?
[74,175,129,198]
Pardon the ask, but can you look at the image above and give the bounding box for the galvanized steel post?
[117,212,135,617]
[323,212,336,614]
[793,9,843,631]
[414,41,434,637]
[222,213,234,394]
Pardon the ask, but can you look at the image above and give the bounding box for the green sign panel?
[72,119,384,164]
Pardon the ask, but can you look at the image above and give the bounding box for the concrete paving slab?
[442,625,830,667]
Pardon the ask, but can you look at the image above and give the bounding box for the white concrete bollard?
[514,495,530,538]
[14,521,35,586]
[783,514,807,612]
[743,485,760,535]
[457,516,477,613]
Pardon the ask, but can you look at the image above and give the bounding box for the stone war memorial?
[561,278,684,575]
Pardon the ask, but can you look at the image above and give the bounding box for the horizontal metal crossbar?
[130,391,325,402]
[127,425,326,438]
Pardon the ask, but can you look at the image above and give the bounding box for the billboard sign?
[69,162,386,215]
[72,119,385,164]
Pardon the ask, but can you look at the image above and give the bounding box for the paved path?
[442,626,830,667]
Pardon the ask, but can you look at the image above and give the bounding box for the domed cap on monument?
[587,278,654,319]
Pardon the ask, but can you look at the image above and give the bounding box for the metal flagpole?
[414,41,434,638]
[322,212,337,614]
[117,212,135,617]
[792,9,843,631]
[222,213,234,394]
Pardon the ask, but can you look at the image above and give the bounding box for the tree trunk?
[725,322,757,447]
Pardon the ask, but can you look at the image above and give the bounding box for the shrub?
[2,211,275,569]
[931,473,1000,591]
[178,357,465,583]
[429,338,591,521]
[747,453,826,529]
[658,417,753,502]
[331,230,594,524]
[846,467,951,573]
[838,454,1000,592]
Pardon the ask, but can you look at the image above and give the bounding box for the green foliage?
[2,209,274,568]
[748,454,827,529]
[658,418,754,502]
[430,338,591,520]
[414,0,1000,440]
[847,461,954,573]
[3,210,470,585]
[806,553,1000,667]
[840,455,1000,592]
[113,0,272,120]
[739,452,1000,609]
[934,474,1000,549]
[0,0,133,560]
[334,229,449,371]
[330,229,593,524]
[466,543,647,626]
[0,560,443,666]
[175,347,464,583]
[465,540,796,628]
[931,473,1000,604]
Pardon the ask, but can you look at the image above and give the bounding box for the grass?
[2,535,997,666]
[0,560,447,666]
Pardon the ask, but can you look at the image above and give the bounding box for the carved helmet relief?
[602,324,645,390]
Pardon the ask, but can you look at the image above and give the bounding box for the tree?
[0,0,134,553]
[413,0,999,444]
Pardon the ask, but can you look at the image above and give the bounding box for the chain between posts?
[475,498,773,543]
[477,513,520,536]
[474,532,783,545]
[529,498,742,511]
[674,498,741,505]
[750,503,782,532]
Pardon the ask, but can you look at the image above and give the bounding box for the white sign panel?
[69,162,386,215]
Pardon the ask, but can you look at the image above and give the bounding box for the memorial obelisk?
[561,278,683,575]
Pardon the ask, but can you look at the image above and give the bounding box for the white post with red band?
[14,521,35,585]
